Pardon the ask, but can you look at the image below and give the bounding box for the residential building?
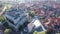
[27,17,46,33]
[5,8,30,30]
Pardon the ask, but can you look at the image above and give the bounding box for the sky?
[0,0,58,2]
[0,0,58,1]
[0,0,47,3]
[0,0,59,3]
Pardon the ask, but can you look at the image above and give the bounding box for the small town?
[0,0,60,34]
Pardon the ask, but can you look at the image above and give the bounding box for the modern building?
[5,8,30,30]
[25,17,46,33]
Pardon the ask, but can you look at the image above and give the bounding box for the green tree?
[29,11,35,18]
[4,29,12,34]
[33,31,37,34]
[6,5,12,10]
[0,9,2,12]
[45,28,55,34]
[3,22,9,28]
[0,18,4,22]
[0,4,3,7]
[33,31,46,34]
[0,15,5,22]
[19,25,24,31]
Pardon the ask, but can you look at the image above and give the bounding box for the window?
[6,17,14,24]
[20,15,26,21]
[35,26,43,32]
[14,14,20,19]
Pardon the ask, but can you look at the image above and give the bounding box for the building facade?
[5,8,30,30]
[27,17,46,33]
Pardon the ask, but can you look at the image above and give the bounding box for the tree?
[19,25,24,31]
[3,22,9,28]
[4,29,12,34]
[0,15,5,22]
[29,11,35,18]
[0,4,3,7]
[45,28,55,34]
[0,8,2,12]
[0,18,4,22]
[33,31,46,34]
[33,31,37,34]
[6,5,12,10]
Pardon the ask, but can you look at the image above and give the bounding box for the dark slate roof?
[6,8,24,19]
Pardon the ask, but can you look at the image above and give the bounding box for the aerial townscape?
[0,0,60,34]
